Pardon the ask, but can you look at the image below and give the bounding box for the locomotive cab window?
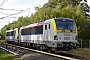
[6,32,10,36]
[11,31,14,36]
[49,24,50,29]
[55,19,76,30]
[45,25,47,30]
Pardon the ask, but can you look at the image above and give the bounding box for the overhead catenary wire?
[0,0,6,7]
[0,0,48,19]
[0,0,8,7]
[36,0,48,7]
[0,0,37,19]
[0,9,26,19]
[0,8,30,19]
[0,12,10,15]
[6,17,19,18]
[27,0,47,16]
[0,8,23,11]
[4,0,8,4]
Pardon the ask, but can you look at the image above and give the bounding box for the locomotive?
[6,18,79,51]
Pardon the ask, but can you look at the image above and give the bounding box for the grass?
[67,48,90,58]
[0,49,20,60]
[0,40,6,43]
[0,40,20,60]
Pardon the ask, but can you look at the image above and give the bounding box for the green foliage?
[0,40,5,43]
[0,49,20,60]
[67,48,90,58]
[0,0,90,40]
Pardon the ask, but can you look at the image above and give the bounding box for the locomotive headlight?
[52,43,55,45]
[54,35,58,40]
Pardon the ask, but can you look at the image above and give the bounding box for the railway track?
[0,43,81,60]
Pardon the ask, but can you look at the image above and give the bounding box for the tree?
[80,0,90,19]
[0,0,90,40]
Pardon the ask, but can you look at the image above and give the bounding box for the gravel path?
[18,50,63,60]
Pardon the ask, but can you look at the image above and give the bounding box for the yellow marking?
[16,28,18,36]
[51,19,57,32]
[76,27,78,33]
[8,46,12,48]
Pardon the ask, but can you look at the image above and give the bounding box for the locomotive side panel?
[20,23,44,44]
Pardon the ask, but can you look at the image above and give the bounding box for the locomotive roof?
[6,28,19,32]
[44,18,74,23]
[6,29,14,32]
[20,22,43,29]
[54,18,74,22]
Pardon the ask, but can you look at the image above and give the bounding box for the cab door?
[44,23,51,41]
[44,24,48,41]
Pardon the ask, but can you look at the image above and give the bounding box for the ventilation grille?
[64,33,70,36]
[64,37,70,40]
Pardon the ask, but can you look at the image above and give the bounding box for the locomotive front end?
[51,18,79,51]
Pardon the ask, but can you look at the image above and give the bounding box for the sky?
[0,0,90,29]
[0,0,48,29]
